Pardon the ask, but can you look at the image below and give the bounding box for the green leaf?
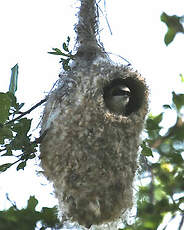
[48,48,67,56]
[7,92,17,109]
[146,113,163,130]
[48,50,69,57]
[141,142,153,157]
[48,52,59,55]
[16,161,26,171]
[63,42,69,52]
[0,93,11,123]
[161,12,184,31]
[0,163,13,172]
[28,153,36,159]
[172,92,184,111]
[62,58,71,71]
[2,147,12,156]
[9,64,18,94]
[152,113,163,124]
[27,196,38,211]
[12,118,31,135]
[59,57,66,62]
[53,48,63,54]
[18,102,24,110]
[48,37,73,72]
[163,104,172,109]
[41,207,59,227]
[161,12,184,45]
[0,126,13,144]
[179,73,184,83]
[173,122,184,140]
[164,28,176,45]
[67,36,70,44]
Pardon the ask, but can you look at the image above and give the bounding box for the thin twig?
[97,0,112,35]
[107,52,131,65]
[0,148,6,153]
[178,214,184,230]
[6,193,18,210]
[162,214,176,230]
[6,97,48,125]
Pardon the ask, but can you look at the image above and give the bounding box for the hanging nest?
[40,60,148,228]
[40,0,149,228]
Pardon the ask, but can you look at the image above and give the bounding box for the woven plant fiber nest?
[40,60,148,228]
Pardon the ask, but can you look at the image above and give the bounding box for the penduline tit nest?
[40,0,149,228]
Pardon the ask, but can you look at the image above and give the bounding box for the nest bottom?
[54,169,134,228]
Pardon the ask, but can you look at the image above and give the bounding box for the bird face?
[105,85,131,114]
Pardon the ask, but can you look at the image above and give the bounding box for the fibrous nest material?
[40,59,148,228]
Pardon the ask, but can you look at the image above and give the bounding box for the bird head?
[105,85,131,114]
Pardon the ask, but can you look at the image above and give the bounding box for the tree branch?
[6,97,48,125]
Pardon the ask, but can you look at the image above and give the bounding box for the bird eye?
[111,86,130,96]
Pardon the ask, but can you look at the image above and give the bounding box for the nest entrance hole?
[103,77,145,115]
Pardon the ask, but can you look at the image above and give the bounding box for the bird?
[105,85,131,114]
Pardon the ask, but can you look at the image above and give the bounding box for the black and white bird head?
[105,85,131,115]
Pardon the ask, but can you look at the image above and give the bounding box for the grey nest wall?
[40,59,149,228]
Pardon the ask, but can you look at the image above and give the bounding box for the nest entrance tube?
[103,76,147,116]
[40,0,149,228]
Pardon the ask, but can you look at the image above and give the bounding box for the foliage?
[161,12,184,45]
[122,83,184,230]
[0,66,39,172]
[9,64,19,94]
[0,12,184,230]
[0,196,60,230]
[48,36,74,71]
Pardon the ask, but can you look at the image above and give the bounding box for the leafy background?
[0,4,184,230]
